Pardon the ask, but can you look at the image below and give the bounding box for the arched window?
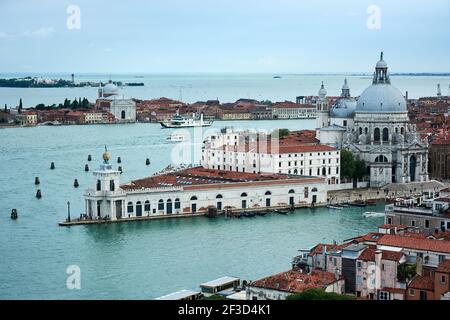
[265,191,272,196]
[312,187,318,192]
[241,192,247,197]
[374,128,380,142]
[375,155,388,163]
[288,189,295,194]
[359,127,363,135]
[96,180,101,191]
[158,199,164,210]
[401,127,405,135]
[190,196,198,201]
[382,128,389,142]
[127,201,133,213]
[174,198,180,209]
[144,200,150,212]
[121,110,126,119]
[136,201,142,216]
[293,169,298,175]
[364,127,368,134]
[322,167,326,176]
[110,180,115,191]
[216,194,223,199]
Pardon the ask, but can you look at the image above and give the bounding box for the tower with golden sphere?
[86,147,122,219]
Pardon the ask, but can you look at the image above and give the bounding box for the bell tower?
[316,82,329,133]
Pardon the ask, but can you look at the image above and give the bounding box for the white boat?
[160,112,212,128]
[327,205,343,210]
[166,133,186,142]
[363,211,385,218]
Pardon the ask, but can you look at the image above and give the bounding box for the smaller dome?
[376,59,388,68]
[376,51,388,68]
[103,151,110,162]
[330,98,357,118]
[102,82,118,95]
[318,82,327,98]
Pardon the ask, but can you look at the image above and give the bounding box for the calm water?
[0,73,449,107]
[0,120,384,299]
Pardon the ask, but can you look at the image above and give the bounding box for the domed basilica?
[316,53,429,187]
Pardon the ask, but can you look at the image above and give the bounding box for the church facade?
[316,53,429,187]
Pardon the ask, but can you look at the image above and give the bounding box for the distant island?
[0,77,144,88]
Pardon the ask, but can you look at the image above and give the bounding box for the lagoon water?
[1,73,449,107]
[0,120,385,299]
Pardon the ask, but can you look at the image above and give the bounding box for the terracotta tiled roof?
[120,166,322,191]
[378,235,450,254]
[381,287,406,294]
[408,275,434,291]
[436,260,450,273]
[250,270,341,294]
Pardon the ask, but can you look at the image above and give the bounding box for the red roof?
[357,247,404,262]
[408,275,434,291]
[381,287,406,294]
[378,234,450,254]
[436,260,450,273]
[250,270,341,293]
[120,166,323,191]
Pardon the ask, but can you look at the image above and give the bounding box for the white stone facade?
[201,128,341,185]
[84,161,328,220]
[108,97,137,123]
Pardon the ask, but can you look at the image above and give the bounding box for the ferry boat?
[160,112,212,128]
[166,133,186,142]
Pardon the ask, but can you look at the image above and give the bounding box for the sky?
[0,0,449,74]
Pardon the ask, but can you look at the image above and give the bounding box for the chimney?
[375,250,382,290]
[416,256,423,276]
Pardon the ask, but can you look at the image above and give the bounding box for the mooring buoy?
[36,189,42,199]
[146,158,150,165]
[50,162,55,170]
[85,164,89,172]
[10,209,18,220]
[35,177,40,185]
[88,154,92,161]
[117,157,121,164]
[74,179,79,188]
[118,166,123,173]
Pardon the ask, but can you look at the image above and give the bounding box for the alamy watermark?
[366,5,381,30]
[66,265,81,290]
[66,5,81,30]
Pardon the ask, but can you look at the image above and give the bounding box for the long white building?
[201,128,341,185]
[83,150,328,220]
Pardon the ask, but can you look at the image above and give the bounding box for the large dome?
[356,84,406,113]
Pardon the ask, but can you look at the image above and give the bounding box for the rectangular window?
[425,220,430,228]
[409,289,415,296]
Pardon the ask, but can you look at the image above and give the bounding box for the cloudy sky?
[0,0,449,73]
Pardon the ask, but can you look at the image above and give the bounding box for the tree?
[340,149,366,180]
[273,128,290,139]
[340,149,355,179]
[286,288,355,300]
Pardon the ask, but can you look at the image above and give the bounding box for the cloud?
[0,27,55,39]
[23,27,55,38]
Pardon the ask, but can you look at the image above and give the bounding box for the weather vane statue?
[103,145,110,164]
